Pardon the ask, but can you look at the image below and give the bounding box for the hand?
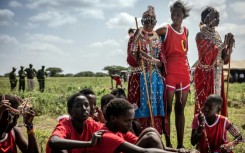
[139,51,152,61]
[0,99,11,119]
[23,107,35,126]
[90,130,106,146]
[178,148,190,153]
[94,106,105,123]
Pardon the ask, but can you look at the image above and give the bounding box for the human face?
[171,7,184,26]
[203,101,219,118]
[113,108,135,134]
[70,95,90,121]
[86,94,96,116]
[206,11,220,27]
[142,15,156,32]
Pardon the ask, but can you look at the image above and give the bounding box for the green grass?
[0,77,244,152]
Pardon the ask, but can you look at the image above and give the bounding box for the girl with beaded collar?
[156,0,191,149]
[127,6,165,135]
[193,6,235,118]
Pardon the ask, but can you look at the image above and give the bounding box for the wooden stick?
[135,17,155,127]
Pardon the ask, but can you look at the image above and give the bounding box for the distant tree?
[75,71,95,77]
[65,73,74,77]
[46,67,63,77]
[95,72,109,77]
[4,73,10,77]
[103,65,128,75]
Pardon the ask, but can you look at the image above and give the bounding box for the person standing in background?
[37,66,47,92]
[18,66,26,92]
[25,64,36,91]
[9,67,17,91]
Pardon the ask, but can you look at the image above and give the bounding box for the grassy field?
[0,77,244,152]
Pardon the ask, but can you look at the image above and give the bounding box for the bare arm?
[156,27,167,37]
[49,130,103,150]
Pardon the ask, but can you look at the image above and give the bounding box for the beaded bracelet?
[25,123,33,130]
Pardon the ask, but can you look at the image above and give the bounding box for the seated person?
[46,93,104,153]
[94,98,193,153]
[79,88,97,120]
[97,94,116,123]
[191,94,244,153]
[0,94,38,153]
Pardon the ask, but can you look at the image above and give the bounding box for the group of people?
[9,64,47,92]
[1,1,244,153]
[126,1,243,153]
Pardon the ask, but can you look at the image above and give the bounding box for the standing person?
[18,66,26,92]
[36,66,47,92]
[25,64,36,91]
[46,93,103,153]
[0,94,39,153]
[191,94,244,153]
[193,7,235,117]
[127,6,165,135]
[111,74,123,88]
[9,67,17,91]
[156,0,191,148]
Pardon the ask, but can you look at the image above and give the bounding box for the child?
[191,94,244,153]
[156,0,191,148]
[110,88,126,99]
[46,93,104,153]
[0,94,39,153]
[94,98,194,153]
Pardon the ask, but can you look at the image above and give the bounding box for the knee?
[142,131,162,148]
[175,104,185,114]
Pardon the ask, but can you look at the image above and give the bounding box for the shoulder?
[196,32,204,41]
[87,118,104,129]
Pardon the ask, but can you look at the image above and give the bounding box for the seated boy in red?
[191,94,244,153]
[46,93,103,153]
[94,98,191,153]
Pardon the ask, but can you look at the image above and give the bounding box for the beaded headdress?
[143,5,156,17]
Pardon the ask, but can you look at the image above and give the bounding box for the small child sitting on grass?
[0,94,39,153]
[191,94,244,153]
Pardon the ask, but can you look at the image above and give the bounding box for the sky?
[0,0,245,75]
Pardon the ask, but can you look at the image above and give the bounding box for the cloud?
[89,39,120,48]
[20,42,64,55]
[230,1,245,19]
[0,9,15,26]
[217,23,245,37]
[29,11,77,27]
[9,1,23,8]
[0,34,19,45]
[79,9,104,19]
[106,12,135,29]
[25,33,74,44]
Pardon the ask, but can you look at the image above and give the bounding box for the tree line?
[3,65,128,77]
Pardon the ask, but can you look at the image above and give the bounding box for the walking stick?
[225,38,233,102]
[134,17,155,128]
